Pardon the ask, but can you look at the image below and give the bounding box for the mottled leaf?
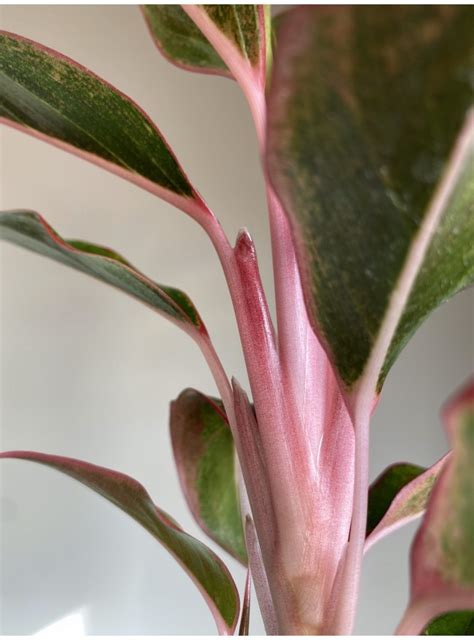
[0,31,209,221]
[267,7,474,399]
[142,5,230,77]
[170,388,247,564]
[423,610,474,635]
[0,210,205,332]
[365,456,449,551]
[184,5,268,91]
[0,450,240,634]
[396,380,474,633]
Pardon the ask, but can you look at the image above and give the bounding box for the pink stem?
[332,406,371,634]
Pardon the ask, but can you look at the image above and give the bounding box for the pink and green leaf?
[170,388,247,564]
[0,31,210,222]
[0,210,205,333]
[141,5,230,77]
[0,450,240,634]
[266,7,474,400]
[396,380,474,634]
[365,456,449,552]
[183,5,269,137]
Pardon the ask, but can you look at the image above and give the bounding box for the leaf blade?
[0,30,208,220]
[267,7,474,397]
[142,5,230,77]
[0,209,205,332]
[170,388,247,564]
[0,450,240,634]
[365,456,449,551]
[396,380,474,633]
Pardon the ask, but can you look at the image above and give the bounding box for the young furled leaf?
[267,7,474,402]
[0,210,205,334]
[142,6,230,77]
[365,456,449,552]
[396,380,474,634]
[0,31,210,223]
[170,388,247,564]
[0,451,240,635]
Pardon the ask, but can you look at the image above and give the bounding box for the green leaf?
[0,450,240,634]
[141,6,230,77]
[397,380,474,633]
[423,610,474,635]
[267,7,474,397]
[365,456,449,551]
[0,210,205,332]
[0,31,207,218]
[183,5,268,89]
[170,389,247,564]
[367,463,425,535]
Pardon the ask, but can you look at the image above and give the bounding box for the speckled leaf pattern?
[365,456,449,551]
[267,6,474,392]
[201,5,262,68]
[367,463,425,535]
[403,381,474,628]
[423,610,474,635]
[0,450,240,634]
[0,210,205,331]
[142,6,230,77]
[170,389,247,564]
[0,31,206,214]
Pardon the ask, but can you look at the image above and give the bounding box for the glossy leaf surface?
[365,456,449,551]
[0,31,207,218]
[142,5,229,77]
[397,380,474,633]
[170,389,247,564]
[267,7,474,393]
[0,210,205,332]
[423,610,474,635]
[0,450,239,634]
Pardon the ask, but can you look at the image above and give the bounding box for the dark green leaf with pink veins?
[170,389,247,565]
[0,210,204,331]
[267,6,474,395]
[0,451,240,634]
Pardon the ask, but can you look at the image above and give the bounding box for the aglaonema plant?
[1,5,473,635]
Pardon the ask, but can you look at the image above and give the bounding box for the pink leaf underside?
[399,379,474,632]
[0,450,239,635]
[0,31,212,226]
[365,453,451,552]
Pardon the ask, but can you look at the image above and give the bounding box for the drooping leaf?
[0,450,240,634]
[423,610,474,635]
[267,7,474,401]
[183,5,269,94]
[141,5,230,77]
[170,389,247,564]
[0,210,205,333]
[365,456,449,551]
[396,380,474,634]
[0,31,209,221]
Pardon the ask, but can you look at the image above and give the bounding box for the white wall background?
[0,5,472,635]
